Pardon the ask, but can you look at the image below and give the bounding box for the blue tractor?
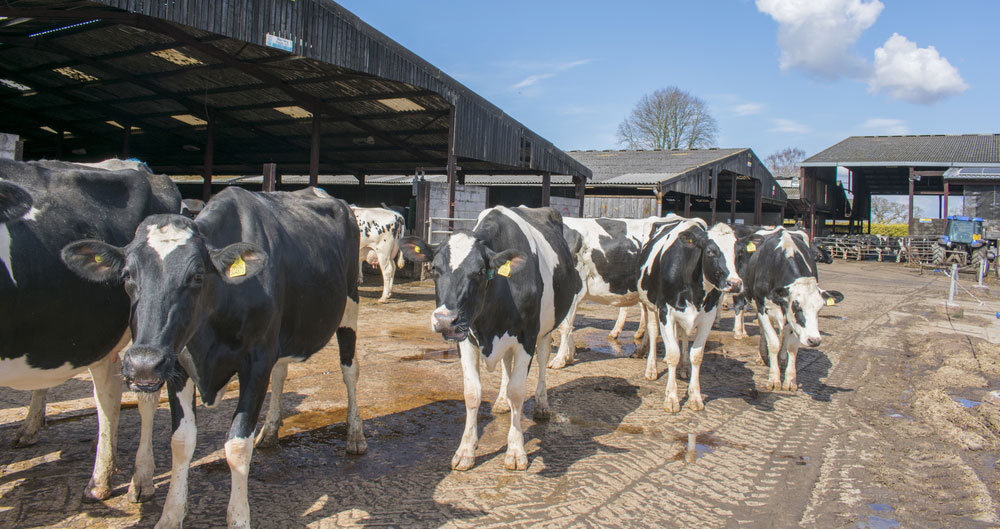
[932,215,996,271]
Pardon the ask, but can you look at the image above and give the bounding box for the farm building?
[0,0,589,240]
[800,134,1000,236]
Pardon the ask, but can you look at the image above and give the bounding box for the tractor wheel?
[931,243,946,266]
[971,246,988,275]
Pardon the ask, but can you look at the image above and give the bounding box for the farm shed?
[800,134,1000,237]
[566,148,786,224]
[0,0,590,238]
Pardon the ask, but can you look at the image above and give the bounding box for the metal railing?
[426,217,478,244]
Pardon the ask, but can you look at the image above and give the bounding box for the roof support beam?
[309,112,321,187]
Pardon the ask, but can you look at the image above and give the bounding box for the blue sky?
[337,1,996,211]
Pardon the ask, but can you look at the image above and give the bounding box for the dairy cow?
[549,215,696,369]
[637,220,743,412]
[63,186,364,528]
[399,206,580,471]
[0,158,179,501]
[353,206,406,302]
[731,228,843,391]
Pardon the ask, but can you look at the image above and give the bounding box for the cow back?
[745,229,819,307]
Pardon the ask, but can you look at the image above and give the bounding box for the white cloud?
[733,103,765,116]
[511,59,591,91]
[756,0,883,79]
[769,118,811,134]
[860,117,909,135]
[868,33,968,104]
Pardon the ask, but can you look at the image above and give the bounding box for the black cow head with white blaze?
[399,231,524,342]
[679,227,739,293]
[771,277,844,347]
[61,214,267,392]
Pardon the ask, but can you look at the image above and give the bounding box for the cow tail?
[394,215,405,269]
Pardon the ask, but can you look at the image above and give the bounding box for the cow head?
[706,223,745,293]
[61,214,267,392]
[0,181,33,224]
[399,232,525,342]
[771,277,844,347]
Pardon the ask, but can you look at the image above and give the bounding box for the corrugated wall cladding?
[92,0,590,178]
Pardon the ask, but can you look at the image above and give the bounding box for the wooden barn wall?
[583,196,657,219]
[95,0,589,179]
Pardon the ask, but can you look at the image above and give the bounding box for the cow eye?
[189,271,204,286]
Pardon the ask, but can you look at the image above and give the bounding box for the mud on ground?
[1,260,999,528]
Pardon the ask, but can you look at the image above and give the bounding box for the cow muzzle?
[724,277,743,294]
[121,346,170,392]
[431,306,469,342]
[805,336,821,348]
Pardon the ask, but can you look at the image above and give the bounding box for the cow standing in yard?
[353,206,406,302]
[731,228,843,391]
[63,186,364,529]
[549,215,694,369]
[638,220,744,412]
[399,206,580,471]
[0,158,179,502]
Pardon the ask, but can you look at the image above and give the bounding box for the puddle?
[885,407,913,421]
[952,397,981,408]
[868,503,894,513]
[819,314,847,320]
[401,348,458,362]
[777,454,810,466]
[855,515,900,529]
[671,432,724,463]
[576,331,636,357]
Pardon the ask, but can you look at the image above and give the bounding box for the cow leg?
[549,289,583,369]
[686,317,715,411]
[533,336,552,421]
[677,324,691,380]
[82,352,122,502]
[225,364,273,529]
[493,360,511,414]
[504,346,531,471]
[254,360,288,449]
[452,339,482,471]
[13,389,46,447]
[609,306,628,340]
[661,313,683,413]
[644,306,661,380]
[127,388,159,503]
[376,248,395,303]
[633,304,647,343]
[338,295,366,455]
[155,377,197,529]
[733,301,749,340]
[757,311,783,391]
[781,329,800,392]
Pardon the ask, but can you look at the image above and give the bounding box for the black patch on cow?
[588,218,643,296]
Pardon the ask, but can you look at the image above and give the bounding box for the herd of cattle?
[0,158,842,528]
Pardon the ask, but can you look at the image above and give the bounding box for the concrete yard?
[2,260,1000,528]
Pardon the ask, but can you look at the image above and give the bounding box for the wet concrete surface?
[1,260,999,527]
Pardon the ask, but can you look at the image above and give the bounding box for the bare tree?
[871,196,922,223]
[764,147,806,178]
[616,87,718,150]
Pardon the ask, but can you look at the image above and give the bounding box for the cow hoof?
[82,483,112,503]
[766,379,780,391]
[687,397,705,411]
[664,397,681,413]
[12,430,39,448]
[504,451,528,471]
[633,333,646,344]
[547,355,569,369]
[492,399,511,415]
[678,367,690,380]
[756,356,767,366]
[782,381,798,392]
[127,477,155,503]
[346,437,368,456]
[607,330,620,340]
[254,428,279,449]
[154,513,184,529]
[533,407,551,422]
[451,453,476,471]
[376,297,390,304]
[734,331,748,340]
[644,368,659,381]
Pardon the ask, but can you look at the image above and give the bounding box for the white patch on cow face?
[446,232,476,272]
[708,223,740,285]
[145,223,193,261]
[23,206,41,221]
[786,276,824,344]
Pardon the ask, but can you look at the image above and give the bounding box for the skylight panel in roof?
[28,20,98,38]
[0,78,32,92]
[378,98,424,112]
[273,106,313,119]
[171,114,208,126]
[150,49,204,66]
[53,67,98,82]
[106,120,124,129]
[39,126,58,134]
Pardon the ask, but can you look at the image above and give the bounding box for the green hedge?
[867,223,909,237]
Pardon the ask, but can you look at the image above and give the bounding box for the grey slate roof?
[568,149,747,185]
[943,167,1000,180]
[801,135,1000,167]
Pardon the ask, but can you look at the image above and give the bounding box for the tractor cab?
[940,215,986,248]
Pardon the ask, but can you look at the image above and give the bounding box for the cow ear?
[399,236,434,262]
[680,229,707,247]
[821,289,844,305]
[0,181,33,224]
[489,249,527,277]
[770,286,789,300]
[210,242,267,284]
[61,240,126,283]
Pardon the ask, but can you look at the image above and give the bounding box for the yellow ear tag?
[414,246,421,254]
[497,260,512,278]
[746,242,756,253]
[825,297,835,306]
[94,255,104,264]
[229,255,247,278]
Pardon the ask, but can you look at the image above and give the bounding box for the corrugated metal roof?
[943,166,1000,180]
[801,135,1000,167]
[568,149,747,185]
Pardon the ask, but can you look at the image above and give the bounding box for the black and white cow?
[62,186,364,528]
[0,158,180,501]
[550,215,694,369]
[637,220,744,412]
[731,228,843,392]
[399,206,580,471]
[353,206,406,302]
